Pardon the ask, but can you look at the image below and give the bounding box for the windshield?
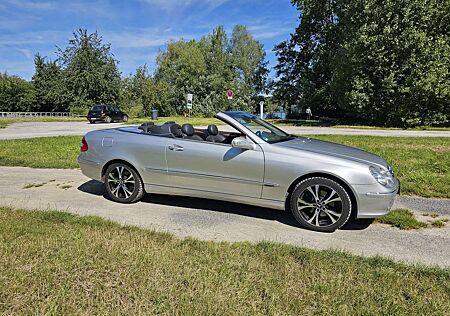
[227,112,294,143]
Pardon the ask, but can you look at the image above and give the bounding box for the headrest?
[170,124,182,137]
[207,124,218,136]
[138,122,154,132]
[181,123,195,136]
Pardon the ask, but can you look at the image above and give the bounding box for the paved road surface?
[1,166,449,267]
[1,121,449,139]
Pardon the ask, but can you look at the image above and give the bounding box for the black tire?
[104,163,145,203]
[289,177,352,232]
[122,115,128,122]
[105,116,112,123]
[89,119,95,124]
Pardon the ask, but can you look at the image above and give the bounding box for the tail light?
[80,136,88,152]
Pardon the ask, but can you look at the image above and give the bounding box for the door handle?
[168,144,184,152]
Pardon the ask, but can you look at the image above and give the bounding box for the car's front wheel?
[105,116,112,123]
[122,114,128,122]
[289,177,352,232]
[104,163,144,203]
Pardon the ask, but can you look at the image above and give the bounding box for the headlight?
[369,166,395,188]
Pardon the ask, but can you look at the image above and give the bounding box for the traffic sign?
[186,93,193,109]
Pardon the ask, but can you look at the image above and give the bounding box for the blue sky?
[0,0,299,80]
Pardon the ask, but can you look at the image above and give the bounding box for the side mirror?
[231,137,256,150]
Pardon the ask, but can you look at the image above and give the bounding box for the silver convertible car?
[78,111,399,232]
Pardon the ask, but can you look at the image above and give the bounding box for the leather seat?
[181,123,203,140]
[138,122,154,133]
[170,124,183,137]
[206,125,226,143]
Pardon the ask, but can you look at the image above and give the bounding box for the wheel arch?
[285,172,359,219]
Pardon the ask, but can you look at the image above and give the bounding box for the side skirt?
[144,183,285,211]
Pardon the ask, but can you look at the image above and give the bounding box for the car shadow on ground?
[77,180,373,231]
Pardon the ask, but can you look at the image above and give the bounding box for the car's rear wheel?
[105,116,112,123]
[89,120,95,124]
[104,163,144,203]
[122,114,128,122]
[289,177,352,232]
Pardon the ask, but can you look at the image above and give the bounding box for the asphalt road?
[1,166,449,267]
[1,121,450,139]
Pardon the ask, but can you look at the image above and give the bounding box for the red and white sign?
[226,89,234,100]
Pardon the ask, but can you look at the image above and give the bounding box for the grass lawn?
[0,117,85,128]
[376,209,429,229]
[0,135,448,198]
[310,135,450,198]
[0,207,449,314]
[0,136,80,169]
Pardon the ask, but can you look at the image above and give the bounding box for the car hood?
[274,137,388,168]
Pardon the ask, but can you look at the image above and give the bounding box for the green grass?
[0,117,85,128]
[310,135,450,198]
[0,135,448,198]
[0,207,449,314]
[376,209,429,229]
[0,136,80,168]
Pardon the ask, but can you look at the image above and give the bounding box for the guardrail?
[0,112,81,118]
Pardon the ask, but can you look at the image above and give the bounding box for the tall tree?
[57,29,121,113]
[275,0,450,127]
[32,54,66,112]
[231,25,269,109]
[154,25,269,116]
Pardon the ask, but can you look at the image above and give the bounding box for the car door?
[110,106,120,120]
[165,139,265,198]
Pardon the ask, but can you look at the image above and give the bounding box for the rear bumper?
[78,155,102,181]
[353,179,399,219]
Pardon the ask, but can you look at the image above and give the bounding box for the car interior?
[138,121,241,144]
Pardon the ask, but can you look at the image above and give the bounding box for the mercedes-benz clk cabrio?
[78,111,399,232]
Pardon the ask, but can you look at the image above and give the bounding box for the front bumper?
[353,179,400,219]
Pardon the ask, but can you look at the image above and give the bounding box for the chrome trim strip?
[263,182,280,187]
[366,191,397,199]
[144,167,167,173]
[167,169,262,185]
[144,167,264,185]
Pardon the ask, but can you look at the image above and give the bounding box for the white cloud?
[4,0,56,11]
[105,27,196,49]
[139,0,230,12]
[16,48,33,59]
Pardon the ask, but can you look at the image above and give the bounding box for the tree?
[231,25,269,112]
[274,0,450,127]
[32,54,66,112]
[0,72,35,112]
[57,29,121,113]
[154,25,269,116]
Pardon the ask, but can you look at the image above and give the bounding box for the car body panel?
[165,139,265,198]
[78,111,399,219]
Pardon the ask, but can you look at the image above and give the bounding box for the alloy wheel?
[297,184,343,228]
[107,166,135,199]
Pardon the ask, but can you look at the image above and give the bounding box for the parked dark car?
[87,105,128,124]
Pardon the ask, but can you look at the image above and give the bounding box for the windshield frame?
[222,112,294,144]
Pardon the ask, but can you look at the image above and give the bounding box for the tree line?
[275,0,450,127]
[1,0,449,127]
[0,26,268,117]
